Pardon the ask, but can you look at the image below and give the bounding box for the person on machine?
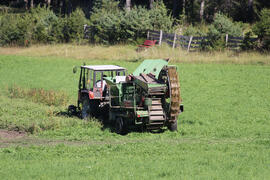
[94,75,107,97]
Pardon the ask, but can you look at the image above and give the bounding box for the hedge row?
[0,6,88,46]
[0,1,173,46]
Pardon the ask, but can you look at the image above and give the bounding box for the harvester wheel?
[115,117,125,135]
[166,66,181,131]
[82,99,91,120]
[168,121,177,132]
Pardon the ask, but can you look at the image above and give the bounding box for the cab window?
[85,69,94,90]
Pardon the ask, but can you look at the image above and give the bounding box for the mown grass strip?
[0,141,270,179]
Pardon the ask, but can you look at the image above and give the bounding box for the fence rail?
[147,30,257,52]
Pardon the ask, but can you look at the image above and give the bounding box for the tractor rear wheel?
[168,121,177,131]
[82,99,91,119]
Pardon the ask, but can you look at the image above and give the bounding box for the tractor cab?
[78,65,127,101]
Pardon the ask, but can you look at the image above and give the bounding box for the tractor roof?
[81,65,126,71]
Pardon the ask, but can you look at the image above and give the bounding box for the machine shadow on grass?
[56,107,165,135]
[98,114,166,135]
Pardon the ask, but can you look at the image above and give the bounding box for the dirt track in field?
[0,129,105,148]
[0,129,254,148]
[0,129,134,148]
[0,129,26,140]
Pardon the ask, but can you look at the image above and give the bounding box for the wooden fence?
[147,30,257,52]
[83,25,257,51]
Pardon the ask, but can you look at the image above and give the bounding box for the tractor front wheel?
[68,105,77,116]
[115,117,126,135]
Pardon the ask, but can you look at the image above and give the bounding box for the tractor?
[72,59,183,134]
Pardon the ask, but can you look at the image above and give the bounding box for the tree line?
[0,0,270,50]
[1,0,270,23]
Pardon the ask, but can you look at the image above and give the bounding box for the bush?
[208,13,242,37]
[0,6,89,46]
[90,0,124,44]
[122,6,152,42]
[0,14,18,46]
[208,13,242,50]
[183,25,207,36]
[50,16,66,43]
[64,8,89,43]
[29,6,60,43]
[253,8,270,50]
[0,6,61,46]
[90,0,173,44]
[149,1,173,33]
[0,13,30,46]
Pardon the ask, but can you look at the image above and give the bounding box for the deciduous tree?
[200,0,205,21]
[126,0,131,11]
[149,0,154,9]
[24,0,28,10]
[30,0,33,8]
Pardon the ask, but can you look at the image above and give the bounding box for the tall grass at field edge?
[7,84,69,106]
[0,44,269,65]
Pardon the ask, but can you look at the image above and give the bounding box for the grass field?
[0,46,270,179]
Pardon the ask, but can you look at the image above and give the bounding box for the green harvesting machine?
[72,59,183,134]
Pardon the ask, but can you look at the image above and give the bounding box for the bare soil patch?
[0,129,26,140]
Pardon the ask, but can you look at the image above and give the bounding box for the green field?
[0,54,270,179]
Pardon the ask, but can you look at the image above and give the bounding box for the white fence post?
[147,30,149,40]
[187,36,193,52]
[225,34,228,47]
[159,30,163,46]
[172,32,177,49]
